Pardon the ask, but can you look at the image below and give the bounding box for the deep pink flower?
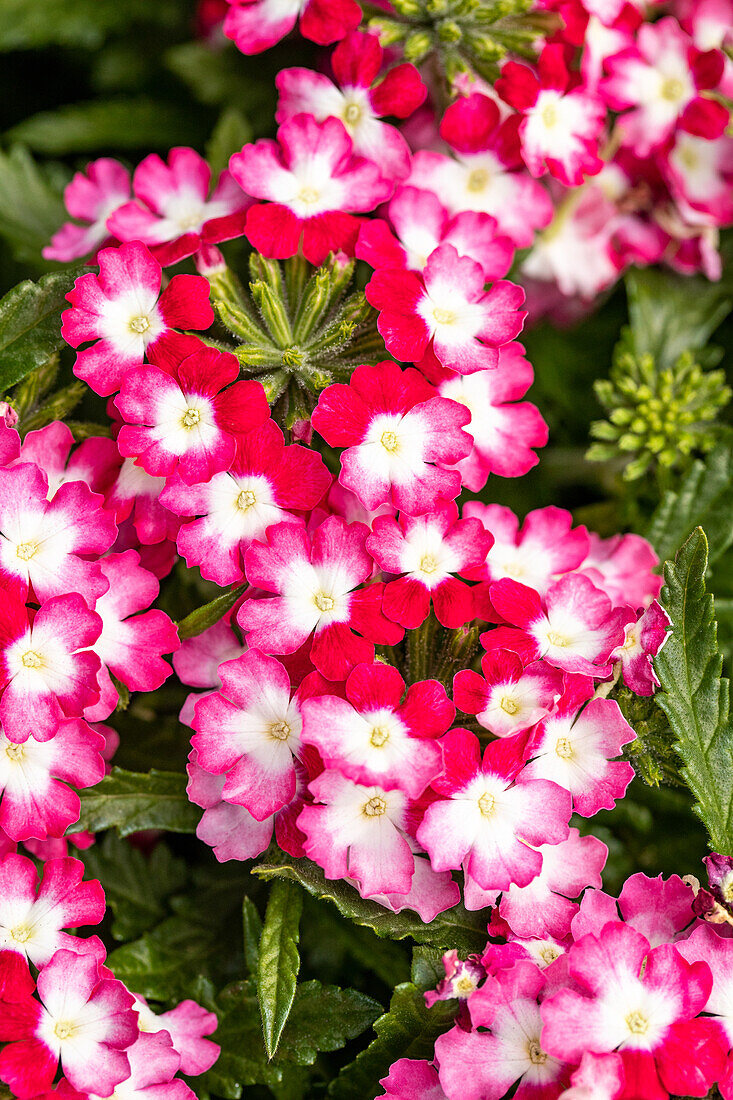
[84,551,179,721]
[16,422,120,500]
[0,591,102,743]
[106,458,180,547]
[677,924,733,1100]
[94,1030,197,1100]
[601,18,728,156]
[0,948,138,1097]
[0,461,116,606]
[107,148,251,266]
[454,650,563,738]
[43,158,131,263]
[61,242,214,397]
[416,729,572,893]
[0,721,105,842]
[571,872,696,948]
[541,922,726,1100]
[230,114,391,265]
[160,418,332,586]
[132,997,219,1076]
[496,44,607,186]
[366,502,492,629]
[239,516,403,680]
[300,661,453,798]
[356,185,514,281]
[487,574,633,678]
[408,93,554,249]
[378,1059,447,1099]
[311,361,471,515]
[224,0,361,54]
[613,600,669,696]
[367,244,526,375]
[0,854,104,971]
[276,32,426,180]
[115,337,269,485]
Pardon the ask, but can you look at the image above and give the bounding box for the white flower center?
[16,542,39,561]
[177,206,205,231]
[128,314,151,335]
[269,720,291,742]
[433,306,457,326]
[661,77,685,102]
[539,945,561,965]
[454,975,478,996]
[298,187,320,206]
[237,489,257,511]
[181,408,201,429]
[21,650,43,669]
[419,554,439,575]
[478,791,496,818]
[363,795,387,817]
[369,726,390,748]
[314,591,334,612]
[343,102,362,125]
[555,736,574,759]
[9,925,31,943]
[541,102,559,127]
[626,1011,649,1035]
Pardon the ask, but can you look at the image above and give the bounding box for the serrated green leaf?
[0,147,68,266]
[74,767,200,837]
[258,880,302,1059]
[242,897,262,975]
[7,97,203,154]
[328,982,456,1100]
[107,914,221,1002]
[645,439,733,565]
[176,584,246,641]
[0,0,183,51]
[655,528,733,854]
[82,833,187,942]
[206,107,252,180]
[278,980,381,1066]
[0,267,79,390]
[625,267,732,371]
[253,849,486,954]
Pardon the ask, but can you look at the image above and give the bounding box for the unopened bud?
[194,244,226,276]
[403,30,433,63]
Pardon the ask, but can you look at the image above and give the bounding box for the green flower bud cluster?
[587,343,731,483]
[207,252,385,429]
[614,686,682,788]
[365,0,557,87]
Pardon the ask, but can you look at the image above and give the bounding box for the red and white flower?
[43,158,131,263]
[224,0,361,54]
[61,242,213,397]
[453,650,563,738]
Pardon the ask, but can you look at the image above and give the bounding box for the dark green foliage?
[75,767,201,836]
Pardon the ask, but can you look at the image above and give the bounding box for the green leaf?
[82,833,187,942]
[645,439,733,566]
[7,98,203,154]
[0,267,80,390]
[74,767,200,837]
[165,41,262,107]
[625,267,732,371]
[257,880,302,1059]
[242,897,262,975]
[107,915,221,1002]
[278,980,381,1066]
[328,982,456,1100]
[206,107,252,180]
[197,981,309,1100]
[176,584,246,641]
[655,528,733,854]
[0,147,68,266]
[0,0,183,51]
[253,849,487,954]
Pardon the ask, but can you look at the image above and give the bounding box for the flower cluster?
[0,852,218,1098]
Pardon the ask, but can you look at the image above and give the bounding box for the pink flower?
[43,158,131,263]
[435,960,571,1100]
[106,458,180,547]
[276,32,426,180]
[365,854,461,923]
[407,93,554,249]
[191,649,310,821]
[601,18,728,156]
[0,461,116,606]
[0,854,104,970]
[107,148,251,266]
[239,516,403,680]
[424,950,486,1009]
[115,337,269,485]
[430,342,548,490]
[663,132,733,227]
[230,114,391,265]
[487,574,632,677]
[366,244,526,375]
[17,422,120,500]
[0,721,105,842]
[378,1059,447,1099]
[300,661,453,798]
[572,872,696,948]
[541,922,727,1100]
[460,504,590,595]
[160,418,331,586]
[298,769,415,897]
[0,948,138,1097]
[311,361,472,515]
[132,997,219,1076]
[453,650,563,738]
[579,531,662,609]
[0,591,102,743]
[84,551,179,721]
[356,185,514,281]
[173,615,245,690]
[613,600,669,696]
[61,242,214,397]
[523,696,636,816]
[559,1052,626,1100]
[90,1030,197,1100]
[366,502,492,629]
[677,924,733,1100]
[498,828,607,940]
[224,0,361,54]
[416,729,572,893]
[496,44,606,186]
